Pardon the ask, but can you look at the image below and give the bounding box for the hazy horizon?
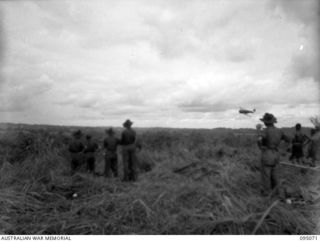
[0,0,319,129]
[0,120,317,131]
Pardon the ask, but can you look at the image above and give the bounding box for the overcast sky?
[0,0,319,128]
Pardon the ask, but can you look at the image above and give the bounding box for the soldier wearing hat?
[103,128,120,177]
[120,119,141,181]
[68,130,85,174]
[84,134,99,173]
[257,113,290,196]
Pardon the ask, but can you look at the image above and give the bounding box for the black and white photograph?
[0,0,319,236]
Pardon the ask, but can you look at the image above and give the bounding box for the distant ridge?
[1,122,313,131]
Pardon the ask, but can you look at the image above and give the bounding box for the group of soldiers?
[257,113,320,197]
[67,113,320,197]
[68,119,141,182]
[289,123,318,165]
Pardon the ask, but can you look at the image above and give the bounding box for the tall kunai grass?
[0,125,319,234]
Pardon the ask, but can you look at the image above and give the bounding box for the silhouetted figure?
[121,119,141,182]
[68,130,85,174]
[103,128,120,177]
[257,113,290,197]
[289,123,309,164]
[84,135,99,173]
[308,126,320,167]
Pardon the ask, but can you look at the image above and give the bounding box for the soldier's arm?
[302,134,311,146]
[257,128,266,150]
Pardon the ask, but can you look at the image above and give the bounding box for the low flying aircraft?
[239,107,256,115]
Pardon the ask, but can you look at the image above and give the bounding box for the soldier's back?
[69,139,84,153]
[85,141,98,153]
[104,136,120,152]
[262,126,284,149]
[121,129,136,145]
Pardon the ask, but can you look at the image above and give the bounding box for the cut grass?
[0,128,319,234]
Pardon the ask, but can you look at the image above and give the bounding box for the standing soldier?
[308,125,320,167]
[103,128,120,178]
[289,123,309,164]
[68,130,85,174]
[84,134,99,174]
[121,119,141,182]
[257,113,290,197]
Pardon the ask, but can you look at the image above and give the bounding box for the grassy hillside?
[0,123,319,234]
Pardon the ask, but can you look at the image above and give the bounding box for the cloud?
[35,0,151,50]
[141,0,260,61]
[0,74,54,112]
[223,42,255,63]
[287,50,320,82]
[269,0,319,83]
[71,112,105,121]
[179,99,235,113]
[0,7,5,65]
[177,76,319,115]
[270,0,319,26]
[0,94,29,112]
[55,92,101,109]
[0,0,319,128]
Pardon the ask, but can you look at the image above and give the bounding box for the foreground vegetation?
[0,123,319,234]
